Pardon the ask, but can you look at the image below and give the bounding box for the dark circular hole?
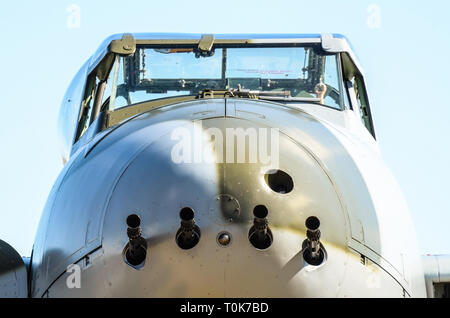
[126,214,141,228]
[125,245,147,266]
[305,216,320,231]
[253,205,268,218]
[264,169,294,194]
[248,227,273,250]
[180,207,194,221]
[302,247,325,266]
[176,226,201,250]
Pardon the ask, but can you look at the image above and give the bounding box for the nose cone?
[101,111,350,297]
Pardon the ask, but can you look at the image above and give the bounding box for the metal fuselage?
[28,34,426,297]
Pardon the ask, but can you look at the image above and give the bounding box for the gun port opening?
[302,216,325,266]
[302,245,325,266]
[176,207,201,250]
[124,213,147,269]
[248,205,273,250]
[125,244,147,267]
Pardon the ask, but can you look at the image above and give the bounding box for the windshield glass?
[108,45,343,110]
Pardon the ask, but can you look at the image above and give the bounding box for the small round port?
[217,231,232,247]
[264,169,294,194]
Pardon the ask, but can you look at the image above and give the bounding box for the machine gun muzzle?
[124,214,147,267]
[302,216,325,266]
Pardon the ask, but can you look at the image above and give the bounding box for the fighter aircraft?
[1,33,449,298]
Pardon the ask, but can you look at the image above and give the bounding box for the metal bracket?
[198,34,214,52]
[196,34,215,57]
[109,33,136,55]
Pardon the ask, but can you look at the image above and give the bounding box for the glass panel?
[352,76,366,124]
[101,73,112,106]
[322,55,340,109]
[112,56,128,109]
[109,45,344,110]
[76,74,97,140]
[351,74,374,135]
[226,47,304,79]
[144,48,222,79]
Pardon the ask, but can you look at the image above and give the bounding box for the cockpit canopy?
[111,45,342,110]
[58,33,375,164]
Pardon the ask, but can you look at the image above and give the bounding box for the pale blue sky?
[0,1,449,256]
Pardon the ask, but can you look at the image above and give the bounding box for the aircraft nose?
[100,115,349,296]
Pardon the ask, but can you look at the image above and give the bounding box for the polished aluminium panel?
[37,98,425,297]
